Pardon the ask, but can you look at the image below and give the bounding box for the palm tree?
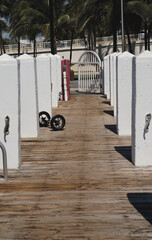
[10,0,47,57]
[107,0,120,52]
[81,0,150,53]
[50,0,69,54]
[38,0,70,55]
[0,19,7,54]
[8,0,151,57]
[10,0,28,56]
[124,0,150,52]
[57,1,77,63]
[0,0,9,54]
[77,0,106,51]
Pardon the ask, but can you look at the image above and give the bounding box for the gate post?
[36,54,52,117]
[113,53,121,117]
[49,54,58,108]
[17,54,39,138]
[109,52,117,105]
[0,54,21,169]
[116,51,134,136]
[132,51,152,166]
[103,55,110,98]
[55,54,62,100]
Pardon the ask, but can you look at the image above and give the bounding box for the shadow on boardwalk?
[105,124,117,134]
[104,110,114,117]
[115,146,132,163]
[128,193,152,225]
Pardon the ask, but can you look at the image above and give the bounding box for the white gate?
[78,51,102,93]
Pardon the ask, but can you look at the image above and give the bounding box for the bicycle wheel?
[39,111,50,127]
[51,115,65,131]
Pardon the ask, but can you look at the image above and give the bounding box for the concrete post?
[101,61,104,94]
[109,52,117,105]
[55,54,62,100]
[113,53,121,116]
[103,55,110,98]
[116,51,134,136]
[0,54,21,169]
[36,54,52,117]
[132,50,152,166]
[49,54,58,108]
[17,54,39,138]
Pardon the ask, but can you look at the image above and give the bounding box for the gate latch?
[4,116,10,142]
[144,113,151,139]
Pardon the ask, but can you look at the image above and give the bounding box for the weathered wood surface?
[0,93,152,239]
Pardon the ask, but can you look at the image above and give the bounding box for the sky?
[2,31,10,39]
[2,16,10,39]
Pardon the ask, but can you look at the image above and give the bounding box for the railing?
[3,33,145,55]
[0,142,7,181]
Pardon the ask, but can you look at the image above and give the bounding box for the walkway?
[0,94,152,239]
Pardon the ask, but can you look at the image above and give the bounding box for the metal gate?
[78,51,102,93]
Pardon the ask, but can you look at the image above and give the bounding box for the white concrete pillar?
[116,51,134,136]
[109,52,117,105]
[17,54,39,138]
[113,53,121,116]
[55,54,62,99]
[103,55,110,98]
[101,61,104,94]
[49,54,58,108]
[132,50,152,166]
[0,54,21,169]
[36,54,52,117]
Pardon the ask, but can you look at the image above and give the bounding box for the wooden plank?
[0,94,151,239]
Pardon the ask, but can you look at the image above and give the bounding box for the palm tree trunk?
[91,31,94,50]
[113,31,117,52]
[88,31,91,50]
[2,41,5,54]
[84,34,87,49]
[112,0,117,52]
[125,25,132,53]
[18,36,20,56]
[148,29,150,51]
[54,32,57,54]
[144,23,148,50]
[70,30,74,65]
[93,30,96,51]
[33,38,36,57]
[0,32,2,55]
[49,0,55,54]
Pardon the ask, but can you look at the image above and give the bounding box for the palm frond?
[127,0,151,21]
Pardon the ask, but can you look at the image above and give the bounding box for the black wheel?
[51,115,65,131]
[39,111,50,127]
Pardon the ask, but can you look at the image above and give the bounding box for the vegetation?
[0,0,152,55]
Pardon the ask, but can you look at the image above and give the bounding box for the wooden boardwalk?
[0,93,152,239]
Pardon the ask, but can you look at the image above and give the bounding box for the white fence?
[2,33,147,54]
